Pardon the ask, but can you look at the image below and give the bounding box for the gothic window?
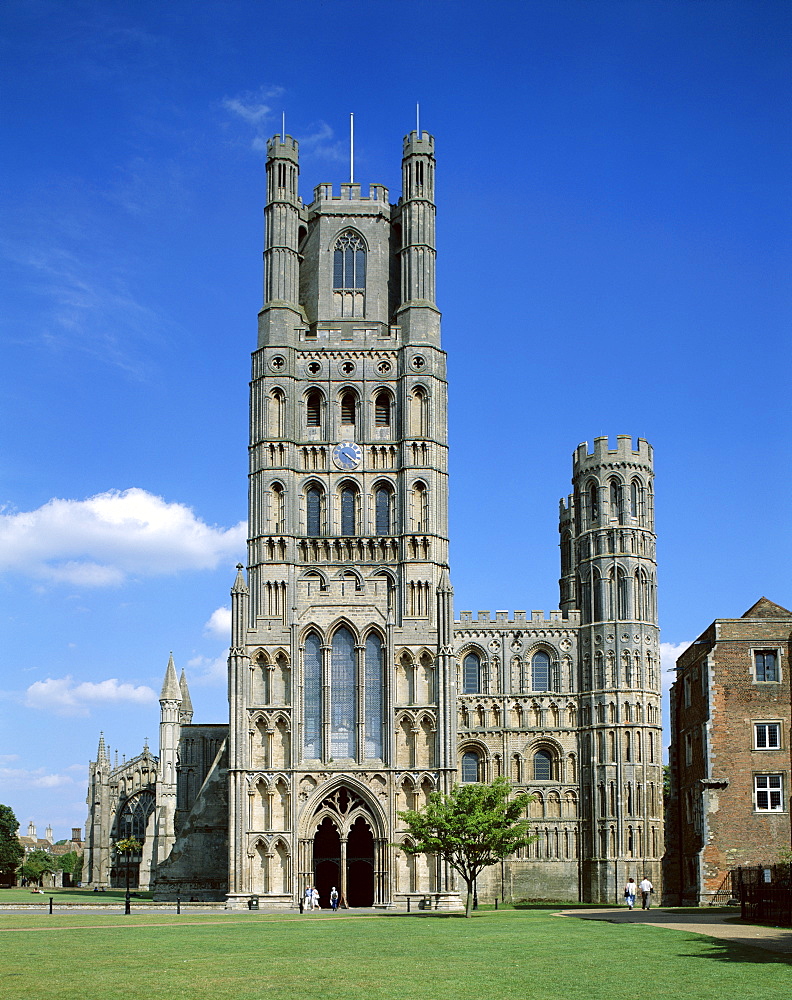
[341,485,357,535]
[461,751,481,783]
[630,479,640,519]
[306,390,322,428]
[609,479,621,521]
[593,570,605,622]
[409,387,427,437]
[560,531,572,575]
[374,391,391,427]
[306,485,323,537]
[303,632,322,758]
[588,481,599,522]
[463,652,481,695]
[340,390,357,428]
[531,651,550,691]
[364,633,384,759]
[411,481,428,533]
[375,485,393,535]
[269,483,285,534]
[533,750,552,781]
[268,388,285,438]
[330,627,356,758]
[617,567,629,620]
[333,230,366,289]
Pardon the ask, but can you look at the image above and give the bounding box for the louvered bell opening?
[375,393,390,427]
[341,392,356,426]
[307,392,321,427]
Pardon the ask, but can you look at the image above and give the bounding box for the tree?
[0,805,24,884]
[56,851,82,883]
[21,849,57,886]
[398,776,536,917]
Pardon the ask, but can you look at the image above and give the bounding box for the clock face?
[332,441,362,471]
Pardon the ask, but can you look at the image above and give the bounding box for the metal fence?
[713,865,792,926]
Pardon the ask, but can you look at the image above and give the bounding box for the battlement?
[266,134,299,161]
[312,182,390,205]
[456,609,581,626]
[573,435,653,474]
[559,495,574,523]
[403,130,434,155]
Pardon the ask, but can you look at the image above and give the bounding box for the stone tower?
[559,435,664,899]
[226,130,459,909]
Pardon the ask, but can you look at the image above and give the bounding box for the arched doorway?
[346,816,374,906]
[313,817,340,907]
[309,786,379,907]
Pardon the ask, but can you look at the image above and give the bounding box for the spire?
[97,731,109,766]
[232,563,249,595]
[179,668,194,723]
[160,652,182,702]
[436,568,454,594]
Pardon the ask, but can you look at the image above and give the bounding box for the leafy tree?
[398,776,535,917]
[56,851,80,874]
[21,849,58,886]
[0,804,24,883]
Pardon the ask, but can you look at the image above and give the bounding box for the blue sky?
[1,0,789,841]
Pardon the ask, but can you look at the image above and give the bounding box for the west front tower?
[226,130,459,909]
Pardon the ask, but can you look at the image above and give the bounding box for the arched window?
[609,479,621,519]
[268,389,285,438]
[463,653,481,695]
[461,751,480,783]
[533,750,552,781]
[340,391,356,428]
[593,569,605,621]
[333,230,366,289]
[303,632,322,758]
[364,633,384,759]
[560,532,572,575]
[306,485,323,537]
[589,481,599,522]
[375,485,393,535]
[630,480,639,518]
[269,483,285,533]
[374,391,391,427]
[410,387,427,437]
[412,481,428,532]
[341,485,357,535]
[531,651,550,691]
[617,567,629,619]
[330,627,356,758]
[306,390,322,428]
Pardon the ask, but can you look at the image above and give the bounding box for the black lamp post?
[115,829,141,916]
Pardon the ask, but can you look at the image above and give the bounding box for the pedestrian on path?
[639,876,653,909]
[311,886,320,910]
[330,886,339,911]
[304,886,313,912]
[624,878,636,910]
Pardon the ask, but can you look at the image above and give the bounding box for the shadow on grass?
[677,937,792,967]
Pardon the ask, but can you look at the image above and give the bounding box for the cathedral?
[83,127,664,907]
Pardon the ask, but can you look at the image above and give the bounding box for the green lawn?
[0,908,788,1000]
[0,887,153,905]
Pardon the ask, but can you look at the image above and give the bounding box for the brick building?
[665,598,792,904]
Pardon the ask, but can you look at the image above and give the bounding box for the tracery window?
[364,633,384,759]
[303,632,322,758]
[333,230,366,317]
[330,627,356,758]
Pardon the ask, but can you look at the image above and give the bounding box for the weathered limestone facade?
[85,128,664,906]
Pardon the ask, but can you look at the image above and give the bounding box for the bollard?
[177,895,181,915]
[407,897,411,913]
[495,899,498,910]
[49,896,53,915]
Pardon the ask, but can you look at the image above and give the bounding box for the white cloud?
[660,641,692,692]
[24,676,157,717]
[204,606,231,639]
[187,653,228,686]
[0,765,76,789]
[0,488,246,586]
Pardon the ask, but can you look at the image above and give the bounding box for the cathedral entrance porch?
[312,814,374,907]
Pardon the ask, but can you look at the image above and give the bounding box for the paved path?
[558,907,792,956]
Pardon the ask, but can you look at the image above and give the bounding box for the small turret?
[178,669,193,724]
[398,130,439,346]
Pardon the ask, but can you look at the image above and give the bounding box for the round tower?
[260,135,302,345]
[560,435,663,901]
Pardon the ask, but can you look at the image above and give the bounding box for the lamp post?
[115,836,142,915]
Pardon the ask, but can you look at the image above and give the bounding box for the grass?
[0,887,154,905]
[0,907,789,1000]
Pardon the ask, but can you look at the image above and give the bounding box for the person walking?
[311,886,321,910]
[639,876,654,909]
[304,886,313,912]
[330,886,339,911]
[624,878,637,910]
